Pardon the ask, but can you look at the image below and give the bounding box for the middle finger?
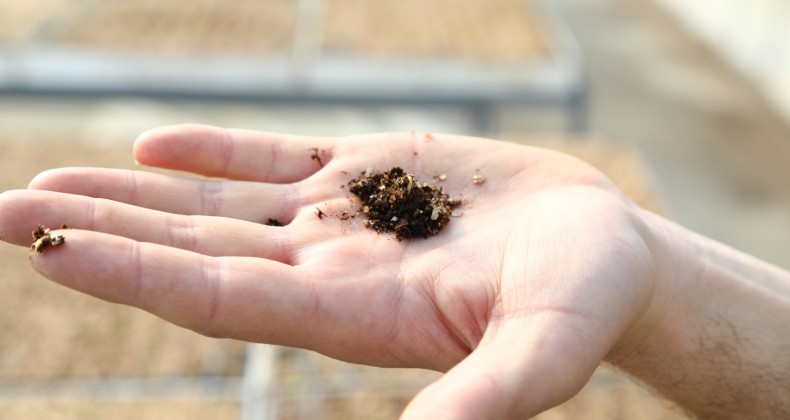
[29,168,298,223]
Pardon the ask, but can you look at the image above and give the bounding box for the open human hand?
[0,125,659,418]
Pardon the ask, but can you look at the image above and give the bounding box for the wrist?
[604,208,688,367]
[608,208,790,418]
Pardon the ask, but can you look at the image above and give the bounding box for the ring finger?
[0,189,294,261]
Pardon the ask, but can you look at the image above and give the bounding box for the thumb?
[401,317,605,419]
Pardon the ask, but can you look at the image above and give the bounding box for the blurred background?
[1,0,789,418]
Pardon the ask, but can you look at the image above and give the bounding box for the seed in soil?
[347,167,461,240]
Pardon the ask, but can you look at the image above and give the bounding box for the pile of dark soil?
[347,167,460,240]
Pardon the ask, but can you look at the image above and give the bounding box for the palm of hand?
[0,125,656,418]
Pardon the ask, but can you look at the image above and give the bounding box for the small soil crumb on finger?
[30,224,67,255]
[309,147,324,167]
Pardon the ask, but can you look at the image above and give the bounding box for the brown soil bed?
[324,0,551,60]
[55,0,296,54]
[4,0,552,61]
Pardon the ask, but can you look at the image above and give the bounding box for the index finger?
[133,124,337,183]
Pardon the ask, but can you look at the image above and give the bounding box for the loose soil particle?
[31,224,66,255]
[347,167,461,240]
[309,147,324,167]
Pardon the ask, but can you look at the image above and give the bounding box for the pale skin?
[0,125,788,419]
